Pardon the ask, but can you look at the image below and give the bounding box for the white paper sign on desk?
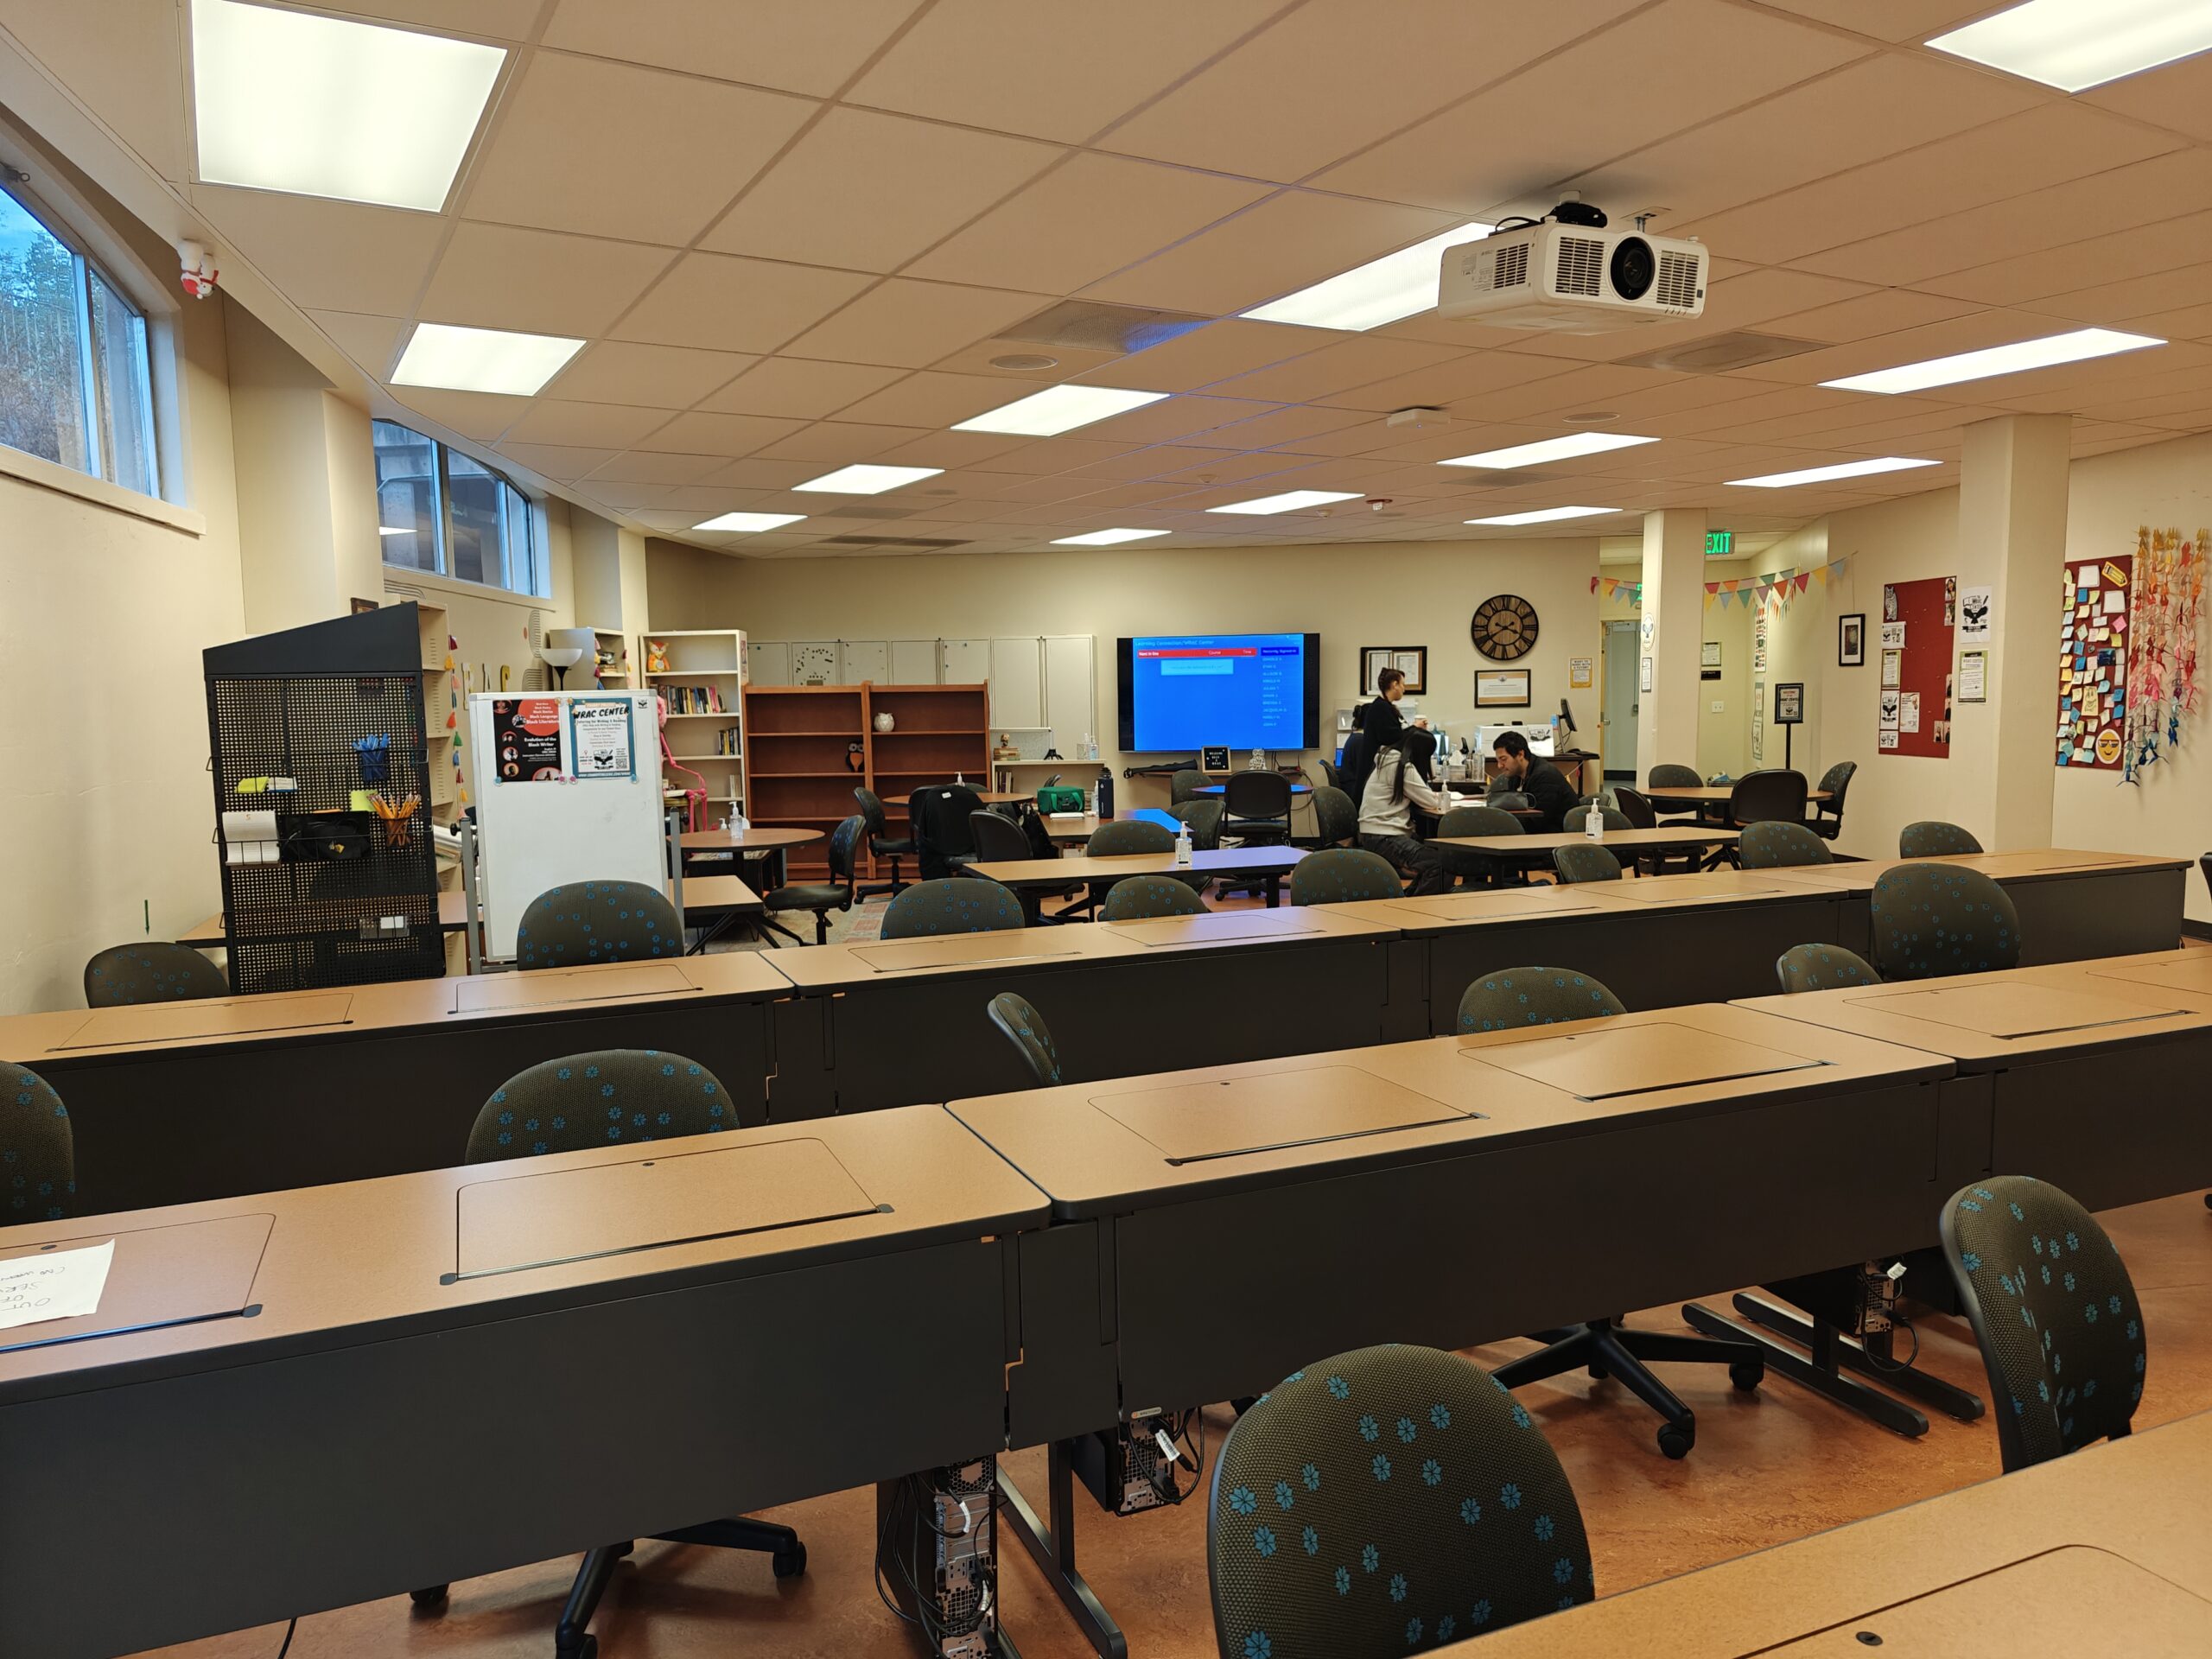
[0,1238,114,1331]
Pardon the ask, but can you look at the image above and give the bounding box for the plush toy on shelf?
[645,638,671,674]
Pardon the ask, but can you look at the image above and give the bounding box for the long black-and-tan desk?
[0,1109,1048,1659]
[1451,1408,2212,1656]
[1330,870,1858,1033]
[0,953,791,1213]
[1737,950,2212,1212]
[766,905,1416,1117]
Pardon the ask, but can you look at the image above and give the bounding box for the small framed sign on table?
[1773,681,1805,771]
[1475,669,1531,708]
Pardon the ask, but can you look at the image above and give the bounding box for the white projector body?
[1439,222,1707,334]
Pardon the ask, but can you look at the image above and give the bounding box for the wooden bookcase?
[645,628,747,816]
[741,683,988,882]
[587,626,631,690]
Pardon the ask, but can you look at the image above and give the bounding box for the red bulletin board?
[1878,575,1955,758]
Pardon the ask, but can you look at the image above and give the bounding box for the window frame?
[376,416,548,600]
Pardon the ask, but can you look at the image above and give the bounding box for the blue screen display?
[1124,632,1310,750]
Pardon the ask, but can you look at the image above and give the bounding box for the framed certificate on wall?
[1475,669,1532,708]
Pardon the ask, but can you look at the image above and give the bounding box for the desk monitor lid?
[1113,911,1326,948]
[454,963,696,1013]
[1848,982,2188,1040]
[1465,1021,1825,1101]
[56,994,353,1050]
[854,936,1084,973]
[1090,1066,1476,1165]
[2089,955,2212,997]
[0,1213,272,1355]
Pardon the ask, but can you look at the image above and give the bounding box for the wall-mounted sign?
[1706,529,1732,556]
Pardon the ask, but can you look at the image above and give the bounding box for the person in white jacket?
[1357,728,1452,895]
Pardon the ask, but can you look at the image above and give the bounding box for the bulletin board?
[2055,554,2130,769]
[1878,575,1955,758]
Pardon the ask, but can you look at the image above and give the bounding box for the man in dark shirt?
[1491,729,1578,834]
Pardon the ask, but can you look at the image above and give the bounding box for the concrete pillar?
[570,508,650,636]
[1635,508,1707,784]
[1955,414,2069,848]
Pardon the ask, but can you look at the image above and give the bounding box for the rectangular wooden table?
[0,1109,1050,1659]
[1438,826,1743,858]
[1452,1410,2212,1656]
[969,843,1306,906]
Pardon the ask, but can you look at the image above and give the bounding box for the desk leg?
[996,1446,1128,1659]
[1730,1293,1984,1421]
[1263,873,1281,908]
[1682,1301,1932,1438]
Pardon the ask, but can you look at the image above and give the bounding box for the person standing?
[1490,729,1577,834]
[1357,728,1450,896]
[1344,666,1428,804]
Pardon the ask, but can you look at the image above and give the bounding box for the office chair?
[1942,1176,2145,1471]
[1289,848,1402,906]
[1222,771,1293,845]
[1484,788,1530,812]
[1456,969,1623,1033]
[970,810,1081,923]
[1171,798,1226,850]
[1550,842,1623,884]
[1808,760,1856,840]
[1208,1344,1592,1658]
[1317,758,1340,790]
[1646,762,1704,817]
[1304,784,1357,849]
[985,992,1062,1087]
[2,1061,73,1223]
[515,880,679,969]
[1774,944,1880,993]
[1437,803,1524,889]
[759,815,863,945]
[853,785,913,899]
[1561,804,1630,834]
[1870,863,2019,980]
[1088,818,1173,855]
[908,784,985,880]
[1611,785,1659,829]
[1100,876,1207,921]
[1899,819,1982,857]
[880,877,1026,939]
[1739,821,1833,868]
[1726,769,1808,829]
[83,943,228,1007]
[1170,767,1209,805]
[420,1051,800,1656]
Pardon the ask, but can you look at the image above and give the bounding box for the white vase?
[874,712,895,733]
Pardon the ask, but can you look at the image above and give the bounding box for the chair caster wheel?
[1731,1358,1765,1392]
[1232,1395,1258,1415]
[1657,1421,1694,1460]
[1587,1363,1608,1381]
[772,1542,808,1580]
[409,1585,448,1610]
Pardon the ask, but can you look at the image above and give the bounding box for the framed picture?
[1700,641,1722,669]
[1362,645,1425,695]
[1200,744,1231,772]
[1475,669,1531,708]
[1839,613,1866,667]
[1775,682,1805,724]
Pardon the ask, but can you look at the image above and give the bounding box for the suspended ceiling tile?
[1921,210,2212,310]
[776,278,1051,369]
[306,310,405,376]
[460,52,814,246]
[575,480,673,510]
[1075,395,1281,446]
[1205,334,1469,404]
[580,451,731,486]
[1746,306,2138,387]
[385,387,524,442]
[1097,0,1643,183]
[981,438,1140,476]
[1080,191,1466,317]
[905,152,1271,295]
[1312,0,1868,215]
[830,370,1040,429]
[610,252,874,353]
[1319,349,1576,415]
[2020,259,2212,329]
[2125,301,2212,345]
[497,442,621,481]
[752,422,935,463]
[543,341,759,409]
[498,399,671,448]
[702,107,1062,272]
[0,0,188,179]
[843,0,1281,143]
[540,0,925,98]
[696,456,826,490]
[419,221,675,336]
[314,0,542,37]
[630,409,810,456]
[1202,404,1378,450]
[192,188,447,315]
[698,357,907,418]
[2079,43,2212,146]
[869,429,1035,469]
[1071,319,1326,394]
[1063,444,1228,480]
[1763,286,1980,344]
[1745,0,1998,40]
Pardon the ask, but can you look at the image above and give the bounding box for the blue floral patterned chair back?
[1309,785,1357,848]
[1940,1177,2145,1471]
[1291,849,1402,906]
[1647,763,1701,791]
[1774,944,1881,995]
[880,877,1027,938]
[515,880,679,969]
[83,943,229,1007]
[1,1062,73,1223]
[1088,818,1176,855]
[1171,769,1210,805]
[985,992,1062,1087]
[1738,822,1833,868]
[1440,806,1521,841]
[1549,843,1622,885]
[1457,969,1624,1033]
[1560,804,1630,834]
[467,1049,731,1163]
[1869,863,2019,980]
[1206,1344,1591,1659]
[1101,876,1207,922]
[1898,819,1981,857]
[1173,798,1227,850]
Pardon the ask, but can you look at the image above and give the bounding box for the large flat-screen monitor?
[1116,632,1321,753]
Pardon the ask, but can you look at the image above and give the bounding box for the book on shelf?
[664,683,728,715]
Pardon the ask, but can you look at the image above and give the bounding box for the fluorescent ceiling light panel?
[391,322,583,396]
[1052,528,1170,546]
[1206,490,1363,515]
[792,464,944,494]
[1465,506,1619,525]
[1727,457,1940,488]
[1243,223,1495,332]
[1926,0,2212,92]
[695,512,806,532]
[954,385,1170,436]
[1439,433,1659,469]
[192,0,505,211]
[1823,327,2164,394]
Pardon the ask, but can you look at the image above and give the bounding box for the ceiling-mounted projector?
[1439,201,1706,334]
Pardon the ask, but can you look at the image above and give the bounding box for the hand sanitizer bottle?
[1173,819,1193,868]
[1585,799,1605,842]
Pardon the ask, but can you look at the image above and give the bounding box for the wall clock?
[1471,594,1539,661]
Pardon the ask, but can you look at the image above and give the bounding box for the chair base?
[1493,1316,1762,1459]
[857,849,911,901]
[1681,1294,1981,1439]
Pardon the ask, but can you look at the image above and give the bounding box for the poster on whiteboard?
[490,698,563,783]
[568,698,636,779]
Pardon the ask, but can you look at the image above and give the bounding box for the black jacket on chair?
[906,785,983,880]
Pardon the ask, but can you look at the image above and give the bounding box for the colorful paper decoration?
[2119,526,2205,779]
[2056,550,2130,771]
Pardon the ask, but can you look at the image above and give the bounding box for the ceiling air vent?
[998,299,1211,358]
[1618,331,1821,374]
[1554,235,1605,297]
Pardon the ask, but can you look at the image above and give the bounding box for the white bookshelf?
[642,629,747,810]
[588,626,631,689]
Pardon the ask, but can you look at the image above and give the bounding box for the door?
[1601,620,1639,779]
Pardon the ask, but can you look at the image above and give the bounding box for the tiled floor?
[138,1190,2211,1659]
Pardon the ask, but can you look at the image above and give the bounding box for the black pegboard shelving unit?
[205,603,443,994]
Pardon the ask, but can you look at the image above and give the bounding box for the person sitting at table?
[1491,728,1577,834]
[1344,665,1428,804]
[1357,728,1450,896]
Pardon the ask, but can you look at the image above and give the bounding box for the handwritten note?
[0,1239,114,1332]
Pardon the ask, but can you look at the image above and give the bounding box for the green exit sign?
[1706,530,1733,556]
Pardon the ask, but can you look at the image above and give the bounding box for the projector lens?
[1610,237,1655,302]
